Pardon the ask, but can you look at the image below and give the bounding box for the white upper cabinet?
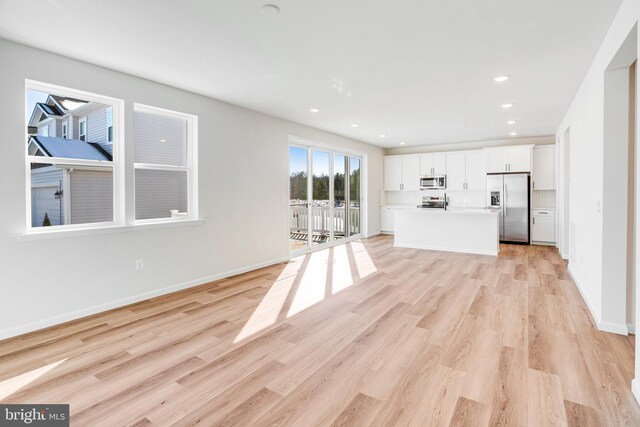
[401,155,420,191]
[484,145,532,173]
[445,152,466,190]
[507,146,532,172]
[485,147,509,173]
[419,154,446,175]
[532,146,555,190]
[465,150,486,190]
[384,155,420,191]
[383,156,402,191]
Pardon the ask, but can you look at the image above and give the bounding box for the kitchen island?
[394,208,500,256]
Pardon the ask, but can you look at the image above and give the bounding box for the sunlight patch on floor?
[0,358,68,400]
[287,249,329,317]
[351,242,378,279]
[234,261,301,343]
[332,244,354,294]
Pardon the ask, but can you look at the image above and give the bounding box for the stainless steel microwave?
[420,175,446,190]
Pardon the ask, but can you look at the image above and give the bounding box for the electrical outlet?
[135,260,144,271]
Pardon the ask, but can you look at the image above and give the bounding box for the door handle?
[533,181,535,189]
[533,217,536,225]
[504,185,507,216]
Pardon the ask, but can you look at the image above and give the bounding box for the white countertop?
[394,207,500,216]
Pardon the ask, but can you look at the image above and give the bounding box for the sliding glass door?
[289,146,308,252]
[312,150,330,246]
[349,157,361,236]
[289,145,363,253]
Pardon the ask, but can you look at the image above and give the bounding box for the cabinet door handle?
[533,217,536,225]
[533,182,535,190]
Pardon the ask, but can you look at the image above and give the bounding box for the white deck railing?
[290,204,360,237]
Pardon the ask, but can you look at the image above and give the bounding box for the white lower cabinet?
[381,208,395,232]
[531,209,555,243]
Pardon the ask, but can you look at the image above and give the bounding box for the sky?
[26,89,49,123]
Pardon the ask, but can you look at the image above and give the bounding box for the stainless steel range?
[418,194,447,210]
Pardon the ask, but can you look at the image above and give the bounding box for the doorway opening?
[560,127,571,261]
[602,25,637,333]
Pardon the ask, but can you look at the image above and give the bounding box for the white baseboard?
[365,231,382,238]
[599,321,629,335]
[0,256,290,341]
[632,378,640,405]
[567,264,628,335]
[567,264,601,326]
[627,324,635,334]
[394,242,498,256]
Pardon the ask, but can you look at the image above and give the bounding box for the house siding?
[87,107,108,144]
[37,123,49,136]
[68,169,113,224]
[30,166,64,227]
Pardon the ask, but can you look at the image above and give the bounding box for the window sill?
[16,218,205,242]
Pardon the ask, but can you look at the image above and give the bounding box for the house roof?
[29,136,112,161]
[48,95,88,112]
[37,102,62,116]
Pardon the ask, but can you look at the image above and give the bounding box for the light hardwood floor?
[1,235,639,426]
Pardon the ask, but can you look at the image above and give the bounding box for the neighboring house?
[27,95,114,227]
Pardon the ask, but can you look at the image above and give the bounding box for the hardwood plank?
[449,397,490,427]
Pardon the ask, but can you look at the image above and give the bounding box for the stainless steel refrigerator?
[486,173,530,243]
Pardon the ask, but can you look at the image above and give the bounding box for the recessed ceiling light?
[501,103,514,109]
[399,142,406,145]
[494,75,510,82]
[351,123,359,128]
[309,108,320,113]
[261,4,280,15]
[506,120,517,125]
[160,139,167,142]
[379,134,387,138]
[509,132,518,136]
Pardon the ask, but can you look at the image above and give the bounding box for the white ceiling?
[0,0,622,147]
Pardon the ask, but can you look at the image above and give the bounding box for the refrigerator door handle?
[504,184,507,216]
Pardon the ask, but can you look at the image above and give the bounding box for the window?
[26,81,122,230]
[133,104,197,222]
[38,124,49,136]
[79,117,87,141]
[106,107,113,143]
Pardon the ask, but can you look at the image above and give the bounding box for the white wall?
[0,38,384,339]
[552,0,640,402]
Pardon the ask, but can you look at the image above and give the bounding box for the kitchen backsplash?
[531,190,556,208]
[383,190,486,208]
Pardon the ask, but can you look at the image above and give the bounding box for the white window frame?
[106,107,113,143]
[79,116,87,141]
[25,80,125,233]
[133,103,199,224]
